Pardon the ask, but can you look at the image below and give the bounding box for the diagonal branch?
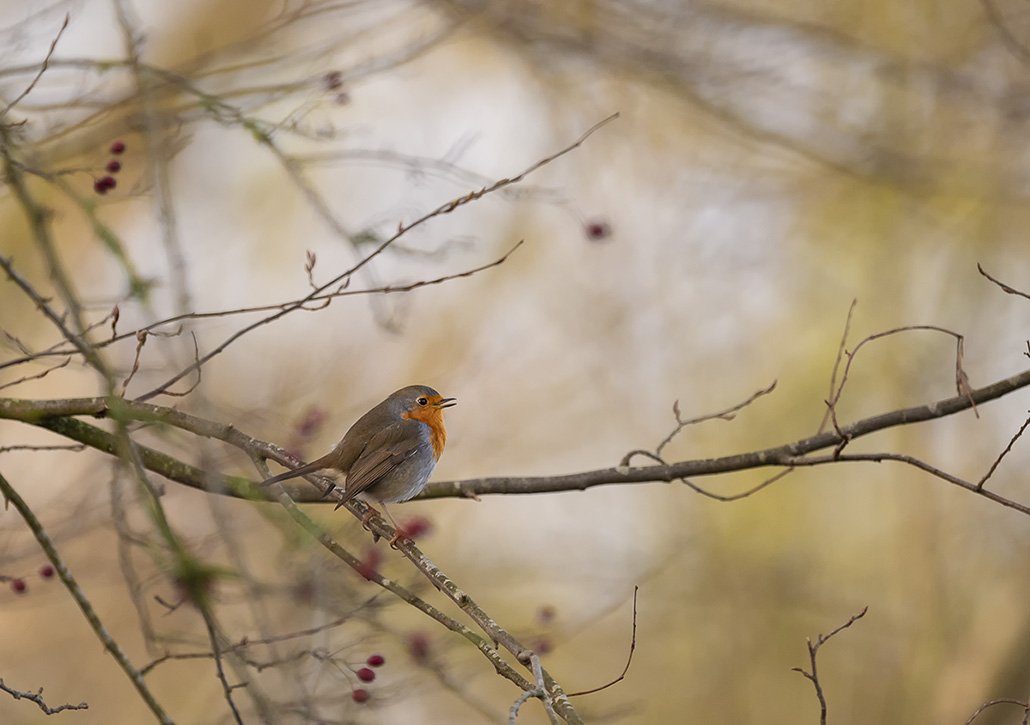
[133,115,617,402]
[0,470,173,724]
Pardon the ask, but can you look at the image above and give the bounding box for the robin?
[261,385,455,543]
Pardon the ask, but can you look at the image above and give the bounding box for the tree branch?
[3,366,1029,508]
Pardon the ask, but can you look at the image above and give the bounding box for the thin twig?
[120,331,149,396]
[2,14,69,115]
[673,468,794,503]
[0,677,87,715]
[965,697,1030,725]
[786,452,1030,516]
[568,586,639,697]
[0,130,105,374]
[977,262,1030,301]
[0,356,70,392]
[134,114,614,401]
[977,413,1030,490]
[819,299,857,435]
[649,380,776,460]
[0,470,173,723]
[200,613,244,725]
[158,331,202,398]
[0,240,524,372]
[0,442,84,453]
[0,255,98,369]
[827,324,973,423]
[792,606,868,725]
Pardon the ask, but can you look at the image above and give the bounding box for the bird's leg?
[379,503,408,548]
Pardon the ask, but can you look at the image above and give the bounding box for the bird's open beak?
[436,397,457,409]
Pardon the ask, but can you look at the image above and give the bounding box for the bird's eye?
[417,397,428,406]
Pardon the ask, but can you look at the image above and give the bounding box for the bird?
[261,385,455,544]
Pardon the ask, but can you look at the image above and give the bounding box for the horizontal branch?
[421,366,1030,498]
[1,366,1029,507]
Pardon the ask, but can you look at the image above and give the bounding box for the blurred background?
[4,0,1030,723]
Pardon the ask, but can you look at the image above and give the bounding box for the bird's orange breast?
[402,406,447,461]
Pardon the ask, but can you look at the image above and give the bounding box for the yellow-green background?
[3,1,1030,723]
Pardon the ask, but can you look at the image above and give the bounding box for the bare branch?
[0,470,173,723]
[965,697,1030,725]
[510,650,560,725]
[1,14,69,115]
[976,263,1030,300]
[253,463,549,705]
[4,365,1030,510]
[978,413,1030,490]
[788,452,1030,517]
[827,324,974,426]
[0,357,70,392]
[133,113,615,401]
[677,468,795,503]
[0,240,524,373]
[0,255,97,369]
[0,442,84,453]
[651,380,777,460]
[0,677,87,715]
[130,237,526,402]
[792,606,868,725]
[423,365,1030,500]
[818,299,857,435]
[119,331,149,397]
[567,586,639,697]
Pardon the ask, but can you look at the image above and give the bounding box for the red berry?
[408,632,430,663]
[11,578,26,593]
[356,667,375,683]
[399,516,432,540]
[39,565,54,578]
[110,140,126,154]
[99,175,117,190]
[355,547,382,580]
[94,179,108,194]
[294,406,326,437]
[366,654,385,667]
[106,160,122,173]
[352,688,369,703]
[584,219,612,241]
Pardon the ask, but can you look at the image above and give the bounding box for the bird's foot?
[360,506,380,529]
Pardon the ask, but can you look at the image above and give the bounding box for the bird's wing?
[340,421,421,501]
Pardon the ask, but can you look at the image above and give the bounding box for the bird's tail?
[260,459,327,487]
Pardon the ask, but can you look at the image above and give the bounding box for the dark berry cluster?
[351,653,386,703]
[94,140,126,195]
[8,564,56,594]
